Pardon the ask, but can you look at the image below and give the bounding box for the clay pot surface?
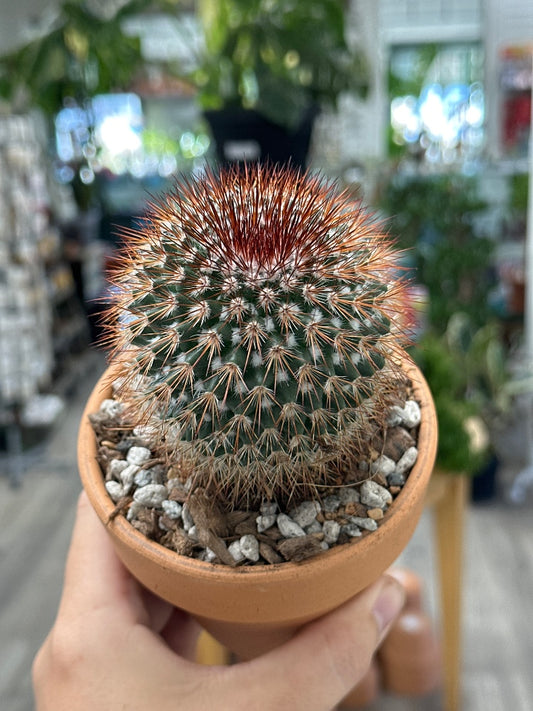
[78,360,437,658]
[380,611,442,696]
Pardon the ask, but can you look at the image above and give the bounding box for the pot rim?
[78,357,436,585]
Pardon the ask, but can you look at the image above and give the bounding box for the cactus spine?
[106,165,408,509]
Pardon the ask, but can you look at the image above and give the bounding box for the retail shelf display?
[0,114,54,409]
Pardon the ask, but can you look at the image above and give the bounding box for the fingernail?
[372,578,405,636]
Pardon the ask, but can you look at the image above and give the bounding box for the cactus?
[105,165,408,509]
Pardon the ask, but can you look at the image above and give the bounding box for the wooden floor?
[1,349,533,711]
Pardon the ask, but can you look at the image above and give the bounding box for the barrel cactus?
[105,165,408,510]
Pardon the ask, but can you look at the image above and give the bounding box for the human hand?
[33,492,405,711]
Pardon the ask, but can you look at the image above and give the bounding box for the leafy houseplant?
[186,0,368,165]
[379,172,509,491]
[0,0,149,116]
[78,164,437,659]
[193,0,368,129]
[413,330,486,475]
[378,173,494,334]
[416,314,511,502]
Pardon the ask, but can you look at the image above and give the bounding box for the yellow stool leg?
[434,475,468,711]
[196,630,232,666]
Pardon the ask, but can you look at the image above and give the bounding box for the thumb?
[233,575,405,711]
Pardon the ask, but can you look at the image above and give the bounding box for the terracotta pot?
[387,567,423,612]
[78,360,437,660]
[379,610,442,696]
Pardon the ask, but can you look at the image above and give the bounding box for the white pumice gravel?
[99,399,124,419]
[323,520,341,544]
[119,463,140,494]
[127,501,143,521]
[396,446,419,474]
[387,408,404,427]
[95,392,424,565]
[133,484,168,508]
[388,471,406,486]
[228,540,245,563]
[162,499,182,519]
[305,520,323,535]
[105,480,124,503]
[203,547,217,563]
[133,469,153,487]
[371,455,396,478]
[390,400,421,429]
[342,523,362,537]
[240,535,260,562]
[360,480,393,509]
[127,446,152,466]
[108,459,129,478]
[349,516,378,532]
[188,525,198,542]
[256,514,277,533]
[181,504,194,531]
[402,400,422,428]
[276,514,306,538]
[132,424,159,445]
[289,501,321,528]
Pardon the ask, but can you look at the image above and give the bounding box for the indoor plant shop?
[78,164,438,675]
[5,3,533,711]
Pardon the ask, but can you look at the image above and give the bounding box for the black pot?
[204,106,318,169]
[471,455,499,503]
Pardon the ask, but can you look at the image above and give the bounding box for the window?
[388,43,484,168]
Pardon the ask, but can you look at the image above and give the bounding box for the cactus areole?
[105,165,409,510]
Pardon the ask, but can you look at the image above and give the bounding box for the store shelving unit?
[0,113,89,484]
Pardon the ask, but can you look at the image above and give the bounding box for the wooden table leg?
[434,475,468,711]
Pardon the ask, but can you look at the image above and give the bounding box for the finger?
[160,609,203,661]
[229,575,405,711]
[59,491,146,624]
[140,587,175,633]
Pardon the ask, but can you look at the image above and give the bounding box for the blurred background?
[0,1,532,710]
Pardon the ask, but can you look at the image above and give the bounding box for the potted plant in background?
[414,326,489,479]
[378,172,510,495]
[435,313,511,500]
[184,0,369,166]
[377,173,495,334]
[78,163,437,664]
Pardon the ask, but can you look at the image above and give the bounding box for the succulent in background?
[105,165,408,509]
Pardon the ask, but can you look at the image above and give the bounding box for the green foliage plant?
[0,0,161,115]
[379,172,510,475]
[189,0,368,130]
[379,173,494,333]
[105,164,409,510]
[413,330,484,474]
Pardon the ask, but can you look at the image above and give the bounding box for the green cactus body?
[108,166,407,508]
